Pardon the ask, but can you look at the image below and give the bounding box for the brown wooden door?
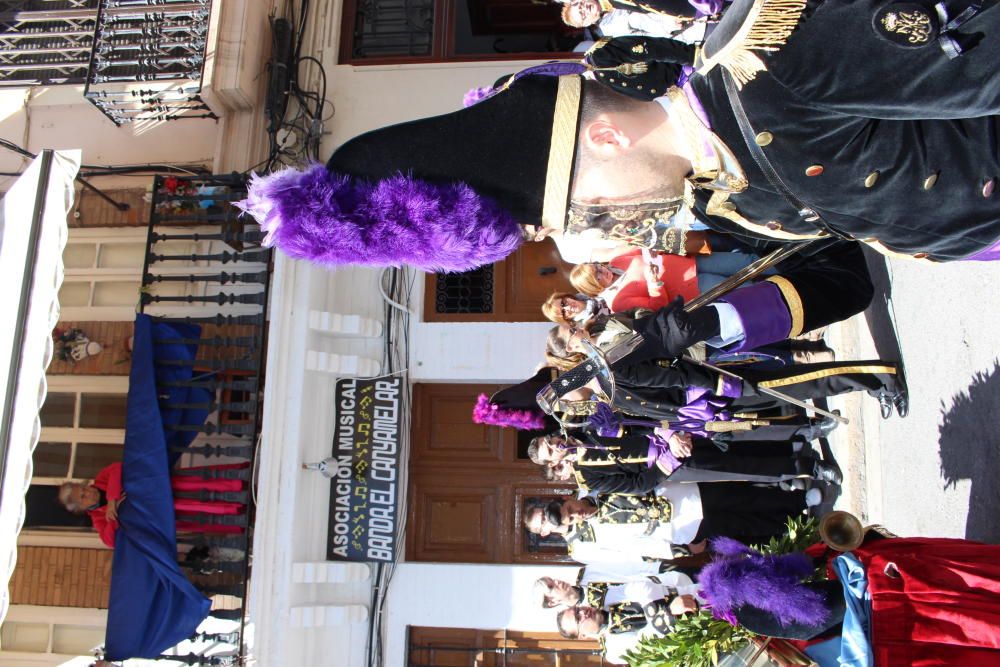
[406,383,575,563]
[423,239,575,322]
[409,626,604,666]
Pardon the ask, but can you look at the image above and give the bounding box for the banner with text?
[326,376,402,562]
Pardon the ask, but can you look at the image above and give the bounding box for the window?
[340,0,583,65]
[33,378,129,485]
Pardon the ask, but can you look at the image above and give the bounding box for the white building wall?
[253,3,572,664]
[0,87,218,193]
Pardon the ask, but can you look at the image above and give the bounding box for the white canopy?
[0,149,80,626]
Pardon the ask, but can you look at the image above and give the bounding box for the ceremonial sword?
[538,239,849,425]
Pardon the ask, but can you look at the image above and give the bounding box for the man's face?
[572,101,690,206]
[560,606,606,639]
[546,579,582,607]
[536,435,569,465]
[551,461,575,481]
[560,498,596,526]
[566,0,602,27]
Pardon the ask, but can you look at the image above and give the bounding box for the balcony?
[111,173,270,664]
[0,0,216,125]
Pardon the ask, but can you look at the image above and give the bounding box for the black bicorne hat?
[237,73,585,273]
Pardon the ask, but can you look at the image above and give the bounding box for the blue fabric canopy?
[104,314,213,660]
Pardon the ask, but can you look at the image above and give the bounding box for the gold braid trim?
[757,365,897,389]
[698,0,807,88]
[765,275,804,338]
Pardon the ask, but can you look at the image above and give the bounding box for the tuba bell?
[819,511,865,552]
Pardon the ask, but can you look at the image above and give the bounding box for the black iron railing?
[139,173,269,665]
[0,0,215,124]
[84,0,215,125]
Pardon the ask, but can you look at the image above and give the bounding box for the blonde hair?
[570,263,607,297]
[541,291,577,327]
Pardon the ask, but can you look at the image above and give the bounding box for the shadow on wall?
[938,360,1000,543]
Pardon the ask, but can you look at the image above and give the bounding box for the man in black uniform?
[577,0,1000,261]
[528,430,840,494]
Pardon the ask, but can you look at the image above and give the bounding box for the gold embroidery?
[881,10,933,44]
[758,365,898,389]
[765,275,804,338]
[631,43,647,54]
[585,38,611,57]
[543,76,581,232]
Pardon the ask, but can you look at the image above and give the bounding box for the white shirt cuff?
[705,302,745,348]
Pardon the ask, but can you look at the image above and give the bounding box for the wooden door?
[409,626,604,666]
[424,239,575,322]
[406,383,575,563]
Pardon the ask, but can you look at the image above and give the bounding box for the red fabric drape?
[855,538,1000,667]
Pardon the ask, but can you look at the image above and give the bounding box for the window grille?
[434,265,494,314]
[349,0,434,60]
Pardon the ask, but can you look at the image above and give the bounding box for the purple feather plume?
[472,394,547,430]
[236,164,524,273]
[698,541,830,628]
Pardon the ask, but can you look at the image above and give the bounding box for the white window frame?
[34,375,129,485]
[0,605,107,665]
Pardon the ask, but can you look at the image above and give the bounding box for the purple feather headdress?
[697,538,830,628]
[235,164,524,273]
[472,394,547,430]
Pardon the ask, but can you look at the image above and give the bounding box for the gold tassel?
[703,0,807,88]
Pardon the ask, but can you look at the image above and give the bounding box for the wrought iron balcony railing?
[137,173,270,665]
[0,0,215,124]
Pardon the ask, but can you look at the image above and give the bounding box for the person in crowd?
[58,462,248,547]
[527,428,840,494]
[523,485,816,563]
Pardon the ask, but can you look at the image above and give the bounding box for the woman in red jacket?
[570,248,699,313]
[58,462,247,548]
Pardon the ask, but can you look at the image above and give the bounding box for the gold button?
[765,220,782,231]
[923,172,939,190]
[805,165,824,177]
[913,252,929,259]
[862,237,878,243]
[864,171,879,188]
[719,201,736,212]
[622,82,628,87]
[983,178,996,198]
[754,131,773,147]
[816,230,830,237]
[609,78,615,83]
[638,85,644,90]
[650,89,657,95]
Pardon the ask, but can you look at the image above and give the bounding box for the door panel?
[423,239,575,322]
[407,384,574,563]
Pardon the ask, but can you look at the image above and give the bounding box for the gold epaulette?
[585,38,611,58]
[697,0,807,88]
